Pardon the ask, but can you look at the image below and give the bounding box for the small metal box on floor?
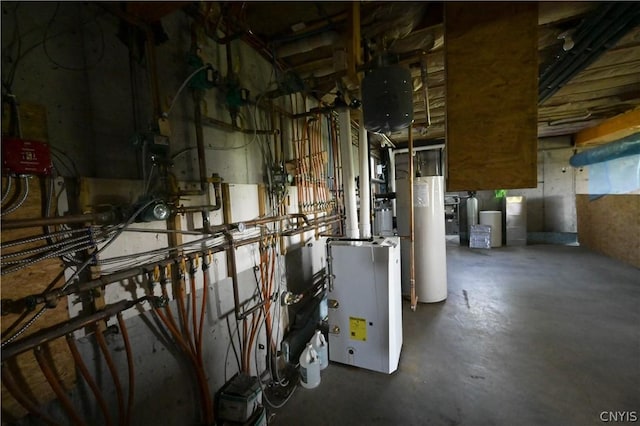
[326,237,402,374]
[216,374,262,424]
[470,224,492,249]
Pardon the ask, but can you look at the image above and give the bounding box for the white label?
[414,184,429,208]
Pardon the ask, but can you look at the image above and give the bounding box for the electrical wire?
[1,3,21,94]
[1,175,13,204]
[1,199,160,347]
[2,4,109,94]
[95,236,220,265]
[164,64,209,118]
[51,147,80,177]
[51,151,76,177]
[1,176,29,216]
[42,2,105,72]
[1,227,95,248]
[1,230,101,260]
[143,163,156,196]
[1,240,103,275]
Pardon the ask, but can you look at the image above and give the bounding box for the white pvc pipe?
[358,115,371,238]
[338,110,359,238]
[393,144,445,155]
[388,149,396,217]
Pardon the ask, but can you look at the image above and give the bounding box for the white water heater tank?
[396,176,448,303]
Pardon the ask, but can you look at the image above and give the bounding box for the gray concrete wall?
[2,2,97,176]
[390,139,579,238]
[456,138,579,233]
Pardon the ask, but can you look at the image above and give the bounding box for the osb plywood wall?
[2,102,76,420]
[576,194,640,268]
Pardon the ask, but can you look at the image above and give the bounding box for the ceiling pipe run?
[538,3,640,104]
[569,132,640,167]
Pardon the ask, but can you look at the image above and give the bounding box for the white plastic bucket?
[479,211,502,247]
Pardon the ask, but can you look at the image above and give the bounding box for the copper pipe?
[116,314,135,426]
[308,118,317,211]
[193,91,209,192]
[225,233,267,321]
[189,269,199,352]
[420,59,432,126]
[152,307,212,424]
[34,346,86,426]
[241,316,248,372]
[153,306,193,362]
[66,334,114,426]
[1,363,60,426]
[197,263,209,359]
[202,115,278,135]
[175,272,196,354]
[280,216,341,237]
[296,130,304,213]
[94,324,125,426]
[24,215,311,312]
[159,273,185,354]
[157,273,213,424]
[2,299,142,359]
[408,126,418,311]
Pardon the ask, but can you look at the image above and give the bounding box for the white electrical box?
[326,237,402,374]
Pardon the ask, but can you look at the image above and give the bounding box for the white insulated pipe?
[338,110,359,238]
[358,114,371,238]
[388,148,396,217]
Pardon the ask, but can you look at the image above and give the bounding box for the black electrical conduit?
[539,3,640,104]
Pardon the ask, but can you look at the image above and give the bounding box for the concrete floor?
[271,244,640,426]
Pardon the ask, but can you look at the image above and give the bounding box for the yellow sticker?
[349,317,367,341]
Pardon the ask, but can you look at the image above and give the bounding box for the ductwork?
[570,132,640,167]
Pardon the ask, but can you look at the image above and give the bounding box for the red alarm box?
[2,138,53,176]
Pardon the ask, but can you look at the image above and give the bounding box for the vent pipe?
[359,112,371,238]
[338,110,359,238]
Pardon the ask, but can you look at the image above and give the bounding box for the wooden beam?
[575,108,640,146]
[538,2,596,26]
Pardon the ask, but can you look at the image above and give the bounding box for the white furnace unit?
[326,237,402,374]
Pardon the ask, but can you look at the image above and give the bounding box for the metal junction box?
[2,138,52,176]
[326,237,402,374]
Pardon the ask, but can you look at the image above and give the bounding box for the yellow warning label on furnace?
[349,317,367,341]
